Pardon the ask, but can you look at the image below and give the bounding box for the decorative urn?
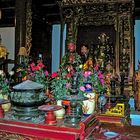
[9,80,48,123]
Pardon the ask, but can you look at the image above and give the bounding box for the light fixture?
[18,47,27,63]
[18,47,27,56]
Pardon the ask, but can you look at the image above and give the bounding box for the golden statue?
[95,33,113,71]
[0,35,7,59]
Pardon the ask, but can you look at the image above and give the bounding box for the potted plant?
[0,70,13,112]
[18,60,50,91]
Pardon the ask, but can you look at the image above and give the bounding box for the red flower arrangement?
[51,62,108,100]
[26,61,49,90]
[50,68,73,100]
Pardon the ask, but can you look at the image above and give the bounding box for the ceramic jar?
[54,100,65,119]
[83,92,96,116]
[0,94,11,112]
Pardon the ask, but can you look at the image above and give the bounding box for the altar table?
[1,112,140,140]
[0,113,98,140]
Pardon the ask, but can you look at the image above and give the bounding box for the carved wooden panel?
[0,131,43,140]
[61,0,134,92]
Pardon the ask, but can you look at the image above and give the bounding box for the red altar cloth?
[0,113,98,140]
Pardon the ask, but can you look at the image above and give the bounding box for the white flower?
[9,71,14,76]
[0,70,4,76]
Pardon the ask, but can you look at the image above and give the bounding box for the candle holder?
[38,105,62,125]
[62,72,87,127]
[62,95,87,128]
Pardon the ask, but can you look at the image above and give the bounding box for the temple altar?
[1,0,140,139]
[0,113,98,140]
[0,112,140,140]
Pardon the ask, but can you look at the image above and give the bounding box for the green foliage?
[61,52,81,71]
[0,71,10,95]
[51,52,81,100]
[50,69,72,100]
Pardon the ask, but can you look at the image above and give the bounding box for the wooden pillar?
[15,0,26,58]
[15,0,32,59]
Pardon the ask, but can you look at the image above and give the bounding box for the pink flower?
[94,65,99,71]
[67,73,71,78]
[30,63,36,71]
[35,66,40,71]
[29,73,36,78]
[51,72,58,78]
[30,63,35,68]
[66,83,71,89]
[44,70,49,76]
[97,71,102,76]
[101,79,105,85]
[80,86,86,92]
[99,73,104,79]
[27,67,31,72]
[38,62,45,68]
[83,71,91,77]
[85,84,92,89]
[31,67,35,71]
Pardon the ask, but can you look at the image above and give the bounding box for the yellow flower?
[83,58,93,70]
[79,64,83,69]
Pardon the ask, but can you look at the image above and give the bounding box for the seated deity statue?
[95,33,114,72]
[80,43,94,70]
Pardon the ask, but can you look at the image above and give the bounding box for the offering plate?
[38,105,62,125]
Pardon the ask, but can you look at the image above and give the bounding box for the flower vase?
[54,100,65,119]
[83,92,96,116]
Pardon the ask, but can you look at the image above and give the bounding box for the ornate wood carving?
[61,0,134,93]
[25,0,32,56]
[15,0,26,57]
[15,0,32,58]
[62,0,133,5]
[0,131,43,140]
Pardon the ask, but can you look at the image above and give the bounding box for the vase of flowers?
[81,83,96,115]
[25,60,50,90]
[83,93,96,115]
[78,63,107,114]
[0,70,12,112]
